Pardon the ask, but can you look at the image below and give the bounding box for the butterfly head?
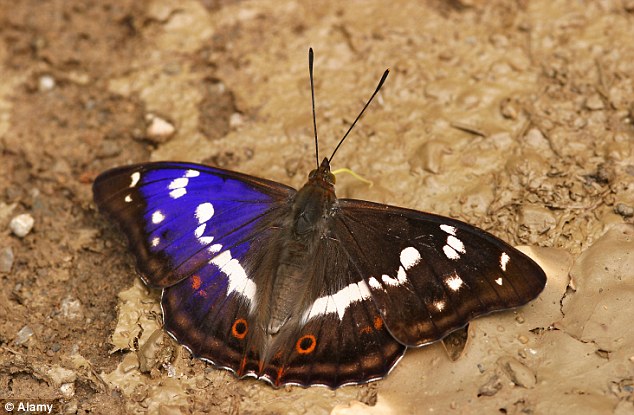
[308,157,336,187]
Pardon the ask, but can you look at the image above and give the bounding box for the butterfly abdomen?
[266,172,337,334]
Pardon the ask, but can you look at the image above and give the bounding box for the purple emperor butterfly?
[93,49,546,388]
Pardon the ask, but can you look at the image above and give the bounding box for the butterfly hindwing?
[259,235,405,387]
[336,199,547,347]
[161,263,261,376]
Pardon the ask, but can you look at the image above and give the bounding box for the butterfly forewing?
[93,162,295,288]
[336,199,547,347]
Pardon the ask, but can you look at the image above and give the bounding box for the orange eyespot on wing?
[231,318,248,340]
[296,334,317,355]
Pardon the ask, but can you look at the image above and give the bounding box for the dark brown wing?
[335,199,547,347]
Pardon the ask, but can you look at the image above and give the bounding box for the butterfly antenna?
[328,68,389,164]
[309,48,319,169]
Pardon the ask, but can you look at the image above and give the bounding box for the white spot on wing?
[151,237,160,247]
[130,172,140,188]
[168,177,188,189]
[443,245,460,260]
[198,236,214,245]
[194,224,206,238]
[195,203,214,224]
[500,252,510,272]
[446,273,464,291]
[211,250,257,310]
[151,210,165,224]
[124,194,132,203]
[208,243,222,254]
[301,280,372,323]
[185,169,200,178]
[381,266,409,287]
[447,235,465,254]
[440,224,457,235]
[371,246,422,290]
[169,188,187,199]
[400,246,421,270]
[368,276,381,289]
[195,223,213,245]
[495,277,503,286]
[168,177,189,199]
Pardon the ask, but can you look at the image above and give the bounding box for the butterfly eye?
[295,334,317,355]
[231,319,248,340]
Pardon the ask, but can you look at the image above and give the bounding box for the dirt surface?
[1,0,633,414]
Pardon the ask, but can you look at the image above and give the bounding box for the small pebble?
[39,74,56,91]
[146,114,175,142]
[615,203,634,218]
[60,382,75,399]
[585,94,604,110]
[229,112,244,127]
[60,296,83,320]
[15,325,34,345]
[500,97,519,120]
[0,246,14,272]
[10,213,34,237]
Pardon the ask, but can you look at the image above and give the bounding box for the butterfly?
[93,49,547,388]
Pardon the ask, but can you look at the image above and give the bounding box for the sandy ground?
[1,0,633,414]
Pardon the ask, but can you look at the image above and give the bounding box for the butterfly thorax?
[266,158,337,334]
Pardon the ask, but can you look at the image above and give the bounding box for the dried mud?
[1,1,633,414]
